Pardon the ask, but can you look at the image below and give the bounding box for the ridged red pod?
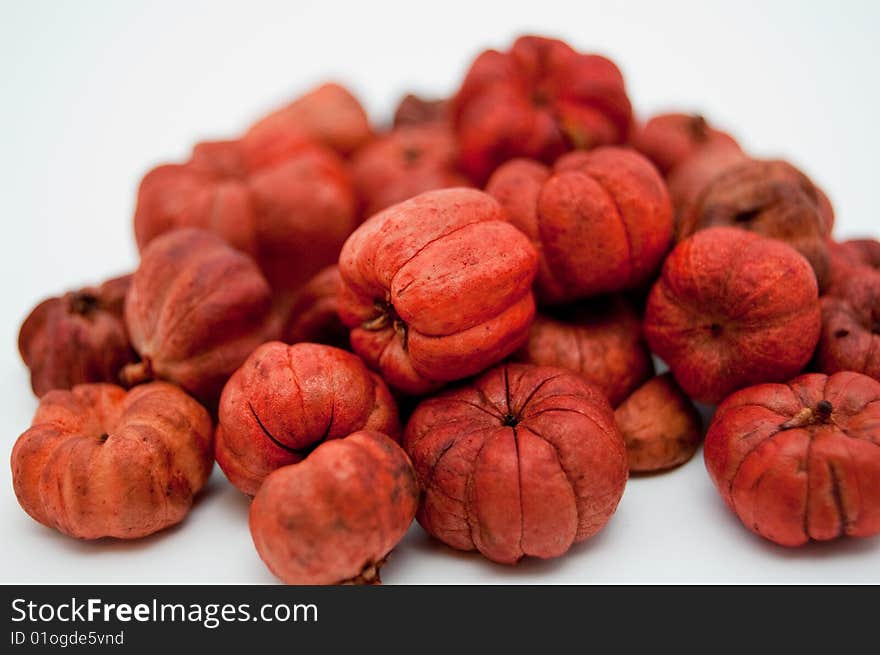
[704,372,880,546]
[404,363,627,564]
[630,113,738,176]
[215,342,400,496]
[280,266,348,348]
[11,382,213,539]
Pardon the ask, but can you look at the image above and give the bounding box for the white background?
[1,0,879,584]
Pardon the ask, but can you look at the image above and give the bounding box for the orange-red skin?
[246,82,373,157]
[452,35,633,183]
[337,188,538,395]
[249,431,418,585]
[215,342,400,496]
[351,124,471,217]
[404,363,628,564]
[281,265,348,348]
[18,275,136,397]
[630,113,738,176]
[487,147,673,304]
[514,296,653,406]
[644,227,821,405]
[123,229,278,407]
[134,132,357,304]
[11,382,213,539]
[704,372,880,546]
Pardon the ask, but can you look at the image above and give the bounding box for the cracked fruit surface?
[123,228,278,407]
[644,227,820,405]
[337,188,538,395]
[11,382,213,539]
[704,372,880,546]
[249,430,418,585]
[452,35,632,183]
[403,363,627,564]
[487,147,673,303]
[215,342,400,496]
[19,274,136,397]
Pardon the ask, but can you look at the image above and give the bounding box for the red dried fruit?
[671,151,834,289]
[134,133,358,302]
[11,382,213,539]
[351,124,470,217]
[644,227,821,405]
[514,296,654,406]
[816,269,880,380]
[122,229,278,407]
[614,373,702,472]
[337,188,538,394]
[393,93,449,128]
[250,430,418,584]
[246,82,373,156]
[487,147,673,303]
[215,341,400,496]
[280,266,348,348]
[704,372,880,546]
[835,238,880,271]
[18,274,136,396]
[630,113,739,176]
[452,35,633,182]
[404,363,628,564]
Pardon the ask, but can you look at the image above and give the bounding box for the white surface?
[1,0,878,584]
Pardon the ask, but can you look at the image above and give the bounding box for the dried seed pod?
[351,124,471,217]
[18,274,136,396]
[249,430,418,584]
[122,228,278,407]
[452,35,633,182]
[614,373,702,472]
[11,382,213,539]
[630,112,739,176]
[704,372,880,546]
[393,93,449,128]
[514,296,653,406]
[337,188,538,394]
[644,227,821,404]
[215,342,400,496]
[404,363,628,564]
[280,266,348,348]
[487,147,673,303]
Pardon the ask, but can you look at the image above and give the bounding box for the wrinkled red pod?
[246,82,373,157]
[250,430,418,584]
[19,274,136,396]
[11,382,213,539]
[351,124,471,217]
[404,363,627,563]
[671,151,834,289]
[514,296,653,406]
[704,372,880,546]
[134,133,358,302]
[393,93,449,128]
[215,342,400,496]
[630,113,739,176]
[281,266,348,348]
[452,35,633,183]
[122,229,278,407]
[644,227,820,405]
[487,147,673,303]
[337,188,538,395]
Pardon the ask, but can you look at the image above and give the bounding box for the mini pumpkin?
[514,296,653,406]
[250,430,418,584]
[134,131,357,303]
[11,382,213,539]
[404,363,628,564]
[122,228,278,407]
[337,188,538,395]
[351,124,470,217]
[215,341,400,496]
[630,112,739,176]
[281,265,348,348]
[644,227,821,405]
[704,372,880,546]
[18,274,136,397]
[452,35,632,182]
[486,147,673,303]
